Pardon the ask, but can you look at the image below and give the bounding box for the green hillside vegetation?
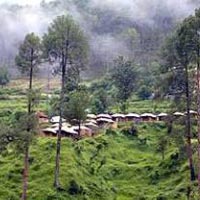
[0,122,197,200]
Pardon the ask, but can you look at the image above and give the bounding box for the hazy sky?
[0,0,51,5]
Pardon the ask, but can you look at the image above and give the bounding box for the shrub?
[68,180,84,195]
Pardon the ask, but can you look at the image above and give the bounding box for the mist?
[0,0,199,75]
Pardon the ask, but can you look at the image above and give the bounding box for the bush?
[137,85,152,100]
[68,180,84,195]
[121,125,138,137]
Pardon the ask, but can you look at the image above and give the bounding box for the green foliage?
[0,123,14,152]
[15,33,41,75]
[0,67,10,87]
[88,78,115,114]
[91,88,110,114]
[111,56,137,112]
[0,123,193,199]
[13,113,39,152]
[137,85,152,100]
[27,89,41,109]
[43,15,88,71]
[64,89,90,125]
[156,135,168,160]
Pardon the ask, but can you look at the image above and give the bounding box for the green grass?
[112,99,172,114]
[0,123,195,200]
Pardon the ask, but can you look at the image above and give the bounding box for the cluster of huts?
[37,110,198,138]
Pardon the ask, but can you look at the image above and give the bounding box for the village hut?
[50,116,66,124]
[72,126,92,137]
[112,113,125,122]
[61,127,79,138]
[36,111,49,123]
[96,117,115,127]
[42,128,57,137]
[173,112,185,116]
[125,113,140,122]
[157,113,168,121]
[140,113,157,122]
[51,122,71,128]
[96,114,112,119]
[184,110,197,118]
[87,114,97,119]
[85,119,97,124]
[42,126,78,138]
[173,112,185,119]
[85,122,98,128]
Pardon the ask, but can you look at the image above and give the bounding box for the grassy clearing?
[112,99,172,114]
[0,123,194,200]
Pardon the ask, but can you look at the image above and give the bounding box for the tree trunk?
[54,70,65,189]
[162,151,165,160]
[28,62,33,114]
[197,45,200,193]
[78,120,81,138]
[21,51,34,200]
[54,48,67,188]
[185,64,195,181]
[21,146,29,200]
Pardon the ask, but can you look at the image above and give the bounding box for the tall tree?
[185,8,200,193]
[194,9,200,195]
[43,15,88,189]
[161,18,196,182]
[15,32,41,200]
[111,56,137,112]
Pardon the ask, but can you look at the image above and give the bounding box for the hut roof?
[61,127,78,135]
[72,126,91,131]
[97,114,112,119]
[173,112,185,116]
[51,122,71,128]
[50,116,66,123]
[125,113,140,118]
[85,119,97,124]
[43,128,57,134]
[112,113,125,118]
[84,122,99,128]
[157,113,168,117]
[140,113,157,118]
[184,110,197,115]
[87,114,97,119]
[96,118,114,123]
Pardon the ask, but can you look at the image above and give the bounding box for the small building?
[50,116,66,124]
[84,122,98,129]
[140,113,157,122]
[87,114,97,120]
[96,114,112,119]
[61,127,79,138]
[125,113,140,122]
[184,110,197,118]
[173,112,185,118]
[72,126,92,137]
[157,113,168,121]
[85,119,97,124]
[112,113,125,122]
[96,118,115,127]
[36,111,49,123]
[42,128,57,137]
